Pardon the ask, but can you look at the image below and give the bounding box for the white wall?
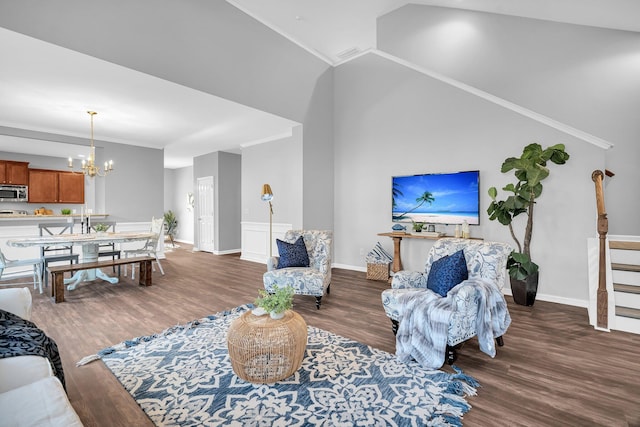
[378,4,640,234]
[334,53,604,304]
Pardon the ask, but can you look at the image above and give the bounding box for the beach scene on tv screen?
[392,170,480,225]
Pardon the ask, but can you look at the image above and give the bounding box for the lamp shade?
[261,184,273,201]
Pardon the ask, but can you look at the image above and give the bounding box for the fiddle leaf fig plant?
[487,143,570,280]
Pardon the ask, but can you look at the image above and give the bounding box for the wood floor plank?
[3,244,638,426]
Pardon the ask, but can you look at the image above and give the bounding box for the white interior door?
[197,176,215,253]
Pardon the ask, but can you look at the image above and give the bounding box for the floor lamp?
[261,184,274,257]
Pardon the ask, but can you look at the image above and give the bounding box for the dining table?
[7,232,155,290]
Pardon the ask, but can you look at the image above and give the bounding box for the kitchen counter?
[0,213,109,221]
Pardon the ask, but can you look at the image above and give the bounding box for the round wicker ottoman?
[227,310,307,383]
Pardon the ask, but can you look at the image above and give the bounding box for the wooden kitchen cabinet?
[28,169,85,203]
[0,161,29,185]
[58,172,84,203]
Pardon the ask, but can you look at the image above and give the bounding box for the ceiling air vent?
[336,47,361,60]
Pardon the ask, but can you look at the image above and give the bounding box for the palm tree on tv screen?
[392,182,403,211]
[393,191,435,220]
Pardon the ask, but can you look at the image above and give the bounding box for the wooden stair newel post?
[592,170,608,329]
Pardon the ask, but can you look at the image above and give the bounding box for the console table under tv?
[378,232,483,280]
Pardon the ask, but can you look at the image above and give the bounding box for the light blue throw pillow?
[426,249,468,297]
[276,236,310,269]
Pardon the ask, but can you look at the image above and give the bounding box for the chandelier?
[68,111,113,177]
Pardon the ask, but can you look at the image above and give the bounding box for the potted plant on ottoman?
[254,284,295,319]
[487,143,570,306]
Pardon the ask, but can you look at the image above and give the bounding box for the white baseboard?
[174,238,194,245]
[214,249,241,255]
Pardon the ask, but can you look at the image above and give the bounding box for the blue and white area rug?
[78,305,479,426]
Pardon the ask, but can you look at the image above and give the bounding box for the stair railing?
[592,170,608,329]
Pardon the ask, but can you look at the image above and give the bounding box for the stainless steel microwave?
[0,185,28,202]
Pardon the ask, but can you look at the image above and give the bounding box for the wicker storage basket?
[367,262,390,281]
[227,310,307,383]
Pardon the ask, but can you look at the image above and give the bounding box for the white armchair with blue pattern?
[263,230,333,309]
[381,238,512,365]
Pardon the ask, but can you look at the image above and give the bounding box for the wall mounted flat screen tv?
[392,170,480,225]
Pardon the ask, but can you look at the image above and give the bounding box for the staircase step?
[614,283,640,294]
[610,241,640,251]
[611,263,640,273]
[616,306,640,319]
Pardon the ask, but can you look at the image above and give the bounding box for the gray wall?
[333,53,604,303]
[102,141,164,221]
[164,166,195,244]
[193,151,241,253]
[242,126,303,229]
[218,152,241,251]
[378,4,640,234]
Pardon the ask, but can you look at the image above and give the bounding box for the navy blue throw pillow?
[276,236,310,269]
[426,249,468,297]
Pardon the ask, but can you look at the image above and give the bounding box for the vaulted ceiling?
[0,0,637,168]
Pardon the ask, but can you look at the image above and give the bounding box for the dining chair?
[123,217,165,279]
[89,221,122,274]
[38,222,79,289]
[0,249,44,293]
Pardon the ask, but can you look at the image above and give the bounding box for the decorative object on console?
[391,223,407,235]
[68,111,113,178]
[412,221,425,232]
[462,220,470,238]
[487,143,570,306]
[261,184,274,257]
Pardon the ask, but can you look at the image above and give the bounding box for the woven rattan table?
[227,310,308,383]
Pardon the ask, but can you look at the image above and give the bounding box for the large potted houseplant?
[487,143,570,306]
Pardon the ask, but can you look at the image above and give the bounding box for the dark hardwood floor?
[6,244,639,426]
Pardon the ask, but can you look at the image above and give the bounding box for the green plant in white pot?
[93,223,109,234]
[487,143,570,306]
[254,284,294,319]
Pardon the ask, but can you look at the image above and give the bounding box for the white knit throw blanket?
[395,279,511,369]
